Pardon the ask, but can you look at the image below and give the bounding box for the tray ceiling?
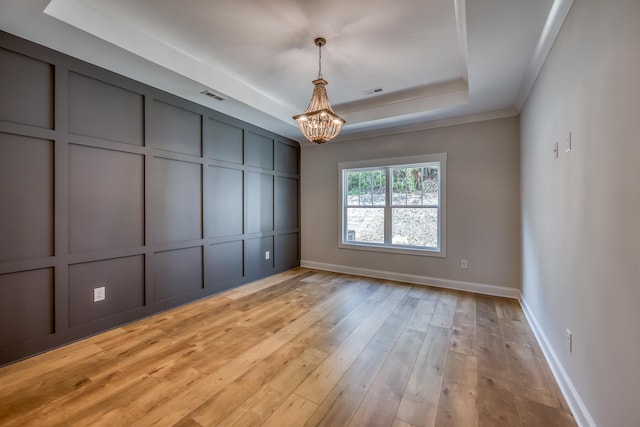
[0,0,573,143]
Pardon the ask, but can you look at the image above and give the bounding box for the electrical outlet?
[566,329,573,352]
[265,250,270,260]
[94,286,106,302]
[460,259,468,269]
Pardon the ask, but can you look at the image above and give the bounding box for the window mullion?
[384,167,392,245]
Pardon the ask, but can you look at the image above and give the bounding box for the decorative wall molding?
[300,260,520,299]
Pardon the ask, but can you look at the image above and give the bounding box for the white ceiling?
[0,0,573,144]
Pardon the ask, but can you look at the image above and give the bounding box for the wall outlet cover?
[94,286,106,302]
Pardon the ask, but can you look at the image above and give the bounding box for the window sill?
[338,242,446,258]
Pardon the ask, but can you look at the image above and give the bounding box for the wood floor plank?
[405,289,440,333]
[396,325,451,427]
[295,286,410,404]
[503,339,556,408]
[430,290,458,329]
[517,396,577,427]
[224,268,309,300]
[0,269,576,427]
[308,284,394,353]
[434,352,478,427]
[392,419,416,427]
[348,328,425,427]
[475,314,520,427]
[92,367,202,427]
[216,347,327,427]
[476,368,520,427]
[449,292,476,356]
[187,338,311,426]
[372,293,420,347]
[262,394,318,427]
[303,340,392,427]
[0,342,103,391]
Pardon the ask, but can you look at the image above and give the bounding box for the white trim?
[514,0,575,109]
[338,153,447,258]
[300,260,520,299]
[333,108,518,143]
[519,297,597,427]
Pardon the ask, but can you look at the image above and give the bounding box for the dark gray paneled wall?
[0,32,300,366]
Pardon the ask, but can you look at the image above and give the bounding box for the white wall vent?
[201,90,226,101]
[364,87,384,95]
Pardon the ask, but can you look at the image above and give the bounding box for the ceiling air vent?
[201,90,226,101]
[364,87,384,95]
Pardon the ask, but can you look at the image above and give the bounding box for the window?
[339,153,446,257]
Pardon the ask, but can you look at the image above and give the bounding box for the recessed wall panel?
[68,256,144,327]
[0,133,53,262]
[276,233,299,271]
[245,237,273,280]
[208,240,243,290]
[153,157,202,243]
[0,268,53,349]
[68,72,144,145]
[0,48,53,129]
[154,247,203,301]
[275,141,298,175]
[275,176,298,230]
[207,166,243,237]
[245,131,273,170]
[69,145,144,253]
[246,172,273,234]
[206,118,243,164]
[152,100,201,156]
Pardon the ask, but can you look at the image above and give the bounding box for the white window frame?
[338,153,446,257]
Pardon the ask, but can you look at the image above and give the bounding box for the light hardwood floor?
[0,268,576,426]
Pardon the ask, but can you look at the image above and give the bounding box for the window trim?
[338,153,447,258]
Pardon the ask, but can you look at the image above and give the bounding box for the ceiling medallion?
[293,37,346,144]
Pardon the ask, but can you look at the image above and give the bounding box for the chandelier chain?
[318,42,322,79]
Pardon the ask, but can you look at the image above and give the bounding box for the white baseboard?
[299,260,520,299]
[519,297,596,427]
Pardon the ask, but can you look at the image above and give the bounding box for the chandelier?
[293,37,345,144]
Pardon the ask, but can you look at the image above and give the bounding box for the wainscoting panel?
[68,71,144,146]
[68,144,144,253]
[0,47,53,129]
[68,256,144,327]
[275,233,299,272]
[245,172,274,234]
[245,236,274,281]
[0,133,53,263]
[275,176,299,230]
[152,99,202,157]
[0,31,299,366]
[154,247,203,302]
[207,165,243,238]
[275,140,299,175]
[205,118,243,164]
[245,130,274,170]
[152,157,203,244]
[0,268,54,349]
[208,240,244,291]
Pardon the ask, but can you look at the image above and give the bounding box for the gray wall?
[0,32,300,365]
[520,1,640,425]
[301,117,521,291]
